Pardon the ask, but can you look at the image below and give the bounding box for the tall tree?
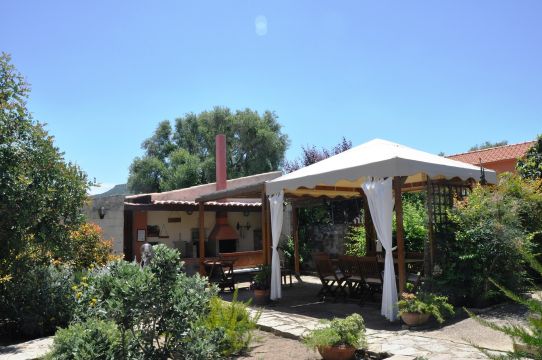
[127,107,289,193]
[517,135,542,180]
[0,53,89,274]
[284,137,352,173]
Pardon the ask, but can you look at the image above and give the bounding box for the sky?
[2,1,541,194]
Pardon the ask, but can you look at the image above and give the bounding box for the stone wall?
[309,223,347,255]
[83,195,125,254]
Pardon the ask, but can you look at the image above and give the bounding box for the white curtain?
[269,191,284,300]
[362,177,398,320]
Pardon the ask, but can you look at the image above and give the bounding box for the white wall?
[83,195,125,254]
[146,210,262,257]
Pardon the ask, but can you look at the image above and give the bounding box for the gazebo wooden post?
[362,192,375,254]
[394,176,406,294]
[292,205,300,276]
[425,177,435,276]
[198,202,205,275]
[261,190,268,264]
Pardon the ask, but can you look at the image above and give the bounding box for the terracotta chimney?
[216,134,227,191]
[208,134,238,252]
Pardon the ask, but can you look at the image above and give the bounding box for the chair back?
[358,256,382,281]
[338,255,360,278]
[314,257,335,278]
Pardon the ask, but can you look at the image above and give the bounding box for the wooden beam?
[292,206,300,275]
[265,195,272,264]
[198,202,205,275]
[394,176,406,294]
[425,177,435,277]
[261,189,269,265]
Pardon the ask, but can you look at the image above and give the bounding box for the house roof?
[446,141,535,165]
[126,171,282,203]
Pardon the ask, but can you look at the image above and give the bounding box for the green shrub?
[344,225,366,257]
[203,292,258,356]
[435,174,541,306]
[469,246,542,359]
[398,292,454,324]
[393,193,428,253]
[72,245,221,359]
[303,313,367,350]
[46,319,122,360]
[0,264,76,338]
[251,265,271,290]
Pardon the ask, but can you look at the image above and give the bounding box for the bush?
[344,225,366,257]
[0,264,76,339]
[398,292,454,324]
[435,174,541,306]
[203,292,258,356]
[71,245,222,359]
[469,247,542,359]
[46,319,123,360]
[303,313,367,350]
[68,223,118,269]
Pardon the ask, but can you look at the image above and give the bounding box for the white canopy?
[266,139,496,195]
[265,138,496,320]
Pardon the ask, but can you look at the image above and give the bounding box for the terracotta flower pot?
[318,345,357,360]
[400,312,430,326]
[252,289,270,305]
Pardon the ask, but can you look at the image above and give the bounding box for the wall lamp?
[98,206,106,219]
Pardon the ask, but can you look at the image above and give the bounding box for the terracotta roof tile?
[447,141,535,165]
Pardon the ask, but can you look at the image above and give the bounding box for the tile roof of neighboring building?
[125,200,261,208]
[447,141,535,165]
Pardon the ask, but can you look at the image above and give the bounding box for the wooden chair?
[314,256,347,300]
[357,256,383,297]
[338,255,363,298]
[205,260,235,292]
[279,250,293,287]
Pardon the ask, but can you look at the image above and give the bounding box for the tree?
[127,107,289,193]
[0,52,89,272]
[284,137,352,173]
[468,140,508,152]
[517,135,542,180]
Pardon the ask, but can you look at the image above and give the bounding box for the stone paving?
[0,337,53,360]
[249,306,496,360]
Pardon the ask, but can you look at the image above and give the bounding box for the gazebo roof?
[266,139,497,195]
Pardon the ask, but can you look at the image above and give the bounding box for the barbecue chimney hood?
[207,134,238,252]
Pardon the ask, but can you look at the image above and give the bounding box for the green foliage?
[517,135,542,180]
[469,140,508,152]
[398,292,454,324]
[251,265,272,290]
[72,245,221,359]
[68,223,118,269]
[344,225,366,257]
[0,264,76,338]
[303,313,367,350]
[46,319,123,360]
[469,247,542,360]
[203,292,258,357]
[1,53,93,337]
[399,193,428,253]
[435,174,542,306]
[127,107,289,193]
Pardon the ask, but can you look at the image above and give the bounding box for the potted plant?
[250,265,271,305]
[398,291,454,327]
[303,314,367,360]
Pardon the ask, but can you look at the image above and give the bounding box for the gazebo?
[264,139,497,320]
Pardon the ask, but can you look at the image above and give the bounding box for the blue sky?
[2,1,541,193]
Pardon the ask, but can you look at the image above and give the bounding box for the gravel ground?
[237,330,320,360]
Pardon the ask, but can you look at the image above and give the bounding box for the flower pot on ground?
[303,313,367,360]
[398,291,454,327]
[250,265,271,305]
